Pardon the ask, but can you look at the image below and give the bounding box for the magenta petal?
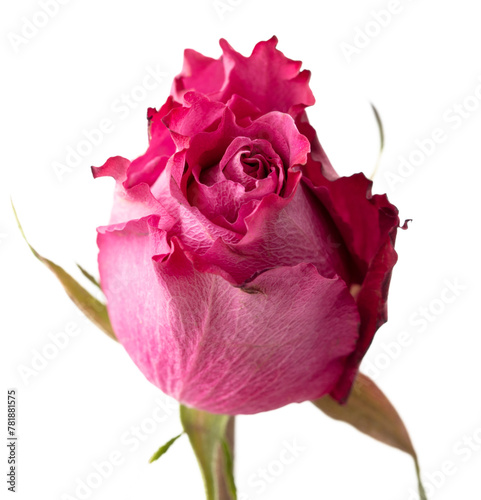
[217,37,315,117]
[99,223,359,415]
[92,155,129,182]
[300,170,401,401]
[190,179,352,286]
[303,172,400,276]
[92,156,173,226]
[121,100,178,190]
[224,94,262,126]
[172,37,315,119]
[97,218,178,389]
[172,48,225,102]
[295,110,338,181]
[163,92,226,150]
[252,112,310,167]
[189,178,247,224]
[147,97,180,140]
[331,237,398,401]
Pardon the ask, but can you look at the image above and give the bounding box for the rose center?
[187,137,285,228]
[220,141,282,193]
[240,153,269,180]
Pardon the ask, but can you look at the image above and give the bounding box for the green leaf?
[180,405,235,500]
[369,103,385,180]
[313,373,426,500]
[12,202,117,342]
[77,264,102,290]
[149,433,184,463]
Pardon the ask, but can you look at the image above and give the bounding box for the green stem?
[180,405,236,500]
[216,417,235,500]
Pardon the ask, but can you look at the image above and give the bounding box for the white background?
[2,1,481,499]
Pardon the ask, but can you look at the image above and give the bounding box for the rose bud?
[94,39,401,415]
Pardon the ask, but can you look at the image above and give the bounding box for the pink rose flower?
[94,38,400,414]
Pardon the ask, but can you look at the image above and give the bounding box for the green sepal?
[313,373,426,500]
[77,263,102,290]
[149,433,184,463]
[12,202,117,342]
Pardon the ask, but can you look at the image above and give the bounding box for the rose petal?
[92,156,174,226]
[191,179,352,286]
[172,48,226,101]
[98,221,360,415]
[302,171,399,276]
[295,110,338,181]
[300,169,400,401]
[172,37,315,119]
[330,237,398,401]
[163,92,226,150]
[224,94,262,126]
[121,99,178,189]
